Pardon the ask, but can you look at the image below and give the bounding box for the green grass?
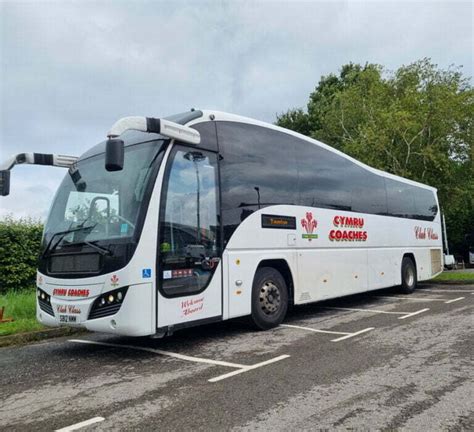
[433,272,474,282]
[0,289,44,336]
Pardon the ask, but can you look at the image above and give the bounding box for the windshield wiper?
[41,223,97,258]
[82,240,113,256]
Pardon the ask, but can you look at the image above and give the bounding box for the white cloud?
[0,165,63,220]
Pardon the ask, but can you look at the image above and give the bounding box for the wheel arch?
[402,252,418,270]
[256,259,295,305]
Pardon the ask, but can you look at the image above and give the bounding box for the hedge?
[0,217,43,294]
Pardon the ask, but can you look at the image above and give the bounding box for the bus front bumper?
[36,283,154,337]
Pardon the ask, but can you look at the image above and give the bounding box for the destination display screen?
[261,214,296,230]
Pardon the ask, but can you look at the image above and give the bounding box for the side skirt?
[155,315,223,337]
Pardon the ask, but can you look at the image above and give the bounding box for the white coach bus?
[0,110,443,336]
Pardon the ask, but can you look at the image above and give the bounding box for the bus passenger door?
[156,145,222,330]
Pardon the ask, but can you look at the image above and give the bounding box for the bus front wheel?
[399,256,417,294]
[250,267,288,330]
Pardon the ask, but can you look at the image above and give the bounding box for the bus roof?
[188,110,437,193]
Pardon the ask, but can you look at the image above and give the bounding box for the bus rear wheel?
[250,267,288,330]
[399,256,417,294]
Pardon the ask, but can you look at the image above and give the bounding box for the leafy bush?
[0,217,43,294]
[0,289,43,336]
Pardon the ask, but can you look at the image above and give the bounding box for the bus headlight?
[95,287,128,307]
[89,287,129,320]
[37,288,54,317]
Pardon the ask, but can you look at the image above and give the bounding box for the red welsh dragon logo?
[301,212,318,240]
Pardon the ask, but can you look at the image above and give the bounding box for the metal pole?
[194,160,201,243]
[442,213,449,255]
[184,151,204,243]
[254,186,261,209]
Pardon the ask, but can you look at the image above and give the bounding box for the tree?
[276,59,474,254]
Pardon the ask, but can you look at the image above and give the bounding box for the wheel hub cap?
[405,267,414,286]
[259,281,281,315]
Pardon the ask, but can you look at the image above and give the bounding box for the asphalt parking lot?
[1,283,473,431]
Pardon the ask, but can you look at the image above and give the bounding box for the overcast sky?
[0,0,472,220]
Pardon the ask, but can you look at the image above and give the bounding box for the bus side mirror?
[105,139,124,171]
[0,170,10,196]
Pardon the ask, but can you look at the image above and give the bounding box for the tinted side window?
[413,187,438,221]
[189,121,218,152]
[217,122,297,242]
[386,179,416,218]
[294,140,352,211]
[350,166,388,215]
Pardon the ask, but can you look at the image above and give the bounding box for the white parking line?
[69,339,290,384]
[377,295,443,302]
[281,324,374,342]
[208,355,290,383]
[69,339,245,368]
[376,295,465,304]
[445,297,465,304]
[398,308,430,319]
[330,327,375,342]
[323,306,403,315]
[421,289,474,293]
[281,323,347,335]
[55,417,105,432]
[322,306,429,320]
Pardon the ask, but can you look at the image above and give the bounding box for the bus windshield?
[43,140,166,248]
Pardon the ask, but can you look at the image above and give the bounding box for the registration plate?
[59,315,77,323]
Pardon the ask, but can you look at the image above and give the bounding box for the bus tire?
[250,267,288,330]
[399,256,417,294]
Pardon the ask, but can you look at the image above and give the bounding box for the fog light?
[108,294,114,303]
[117,292,123,301]
[110,319,117,329]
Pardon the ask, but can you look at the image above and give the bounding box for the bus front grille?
[39,299,54,316]
[88,303,121,320]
